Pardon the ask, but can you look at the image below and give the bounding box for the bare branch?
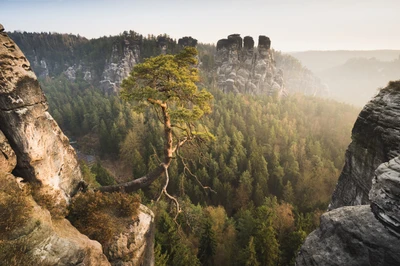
[156,164,181,221]
[176,151,217,194]
[171,137,189,153]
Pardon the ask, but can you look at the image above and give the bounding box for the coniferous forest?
[41,77,358,266]
[14,32,360,265]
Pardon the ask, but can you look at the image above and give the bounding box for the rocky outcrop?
[329,81,400,210]
[1,25,155,266]
[0,25,82,201]
[178,36,198,47]
[107,205,155,266]
[0,137,110,265]
[296,205,400,266]
[296,81,400,266]
[100,39,140,92]
[215,34,287,96]
[370,156,400,237]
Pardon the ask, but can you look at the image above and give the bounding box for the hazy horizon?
[3,0,400,52]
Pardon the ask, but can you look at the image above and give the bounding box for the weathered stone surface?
[0,172,110,266]
[107,205,155,266]
[0,30,82,200]
[0,130,16,173]
[0,31,45,110]
[296,82,400,266]
[100,41,140,92]
[1,27,155,266]
[0,24,4,32]
[370,156,400,237]
[215,34,287,96]
[329,81,400,210]
[296,205,400,266]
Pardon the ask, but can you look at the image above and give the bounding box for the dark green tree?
[197,219,217,265]
[100,47,213,193]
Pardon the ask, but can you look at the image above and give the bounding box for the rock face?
[296,205,400,266]
[215,34,287,96]
[100,39,140,92]
[107,205,155,266]
[296,81,400,266]
[0,26,82,200]
[0,138,110,265]
[0,25,155,266]
[370,156,400,237]
[329,81,400,210]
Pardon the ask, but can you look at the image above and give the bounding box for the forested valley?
[41,73,359,266]
[10,31,360,265]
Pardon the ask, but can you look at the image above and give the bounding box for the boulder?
[296,205,400,266]
[107,205,155,266]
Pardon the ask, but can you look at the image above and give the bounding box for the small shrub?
[0,175,32,238]
[30,184,68,219]
[68,191,140,247]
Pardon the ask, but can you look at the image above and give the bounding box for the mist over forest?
[290,50,400,106]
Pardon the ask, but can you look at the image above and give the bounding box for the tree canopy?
[100,47,213,193]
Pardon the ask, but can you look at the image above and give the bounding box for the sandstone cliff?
[0,24,154,266]
[329,81,400,209]
[215,34,287,96]
[296,81,400,266]
[0,23,82,202]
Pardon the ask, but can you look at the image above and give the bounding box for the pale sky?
[2,0,400,52]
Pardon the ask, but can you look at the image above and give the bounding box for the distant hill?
[290,50,400,73]
[290,50,400,106]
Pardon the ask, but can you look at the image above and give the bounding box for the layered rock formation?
[297,205,400,266]
[0,24,154,266]
[329,82,400,209]
[0,23,82,201]
[215,34,286,96]
[296,81,400,265]
[370,156,400,237]
[100,39,140,92]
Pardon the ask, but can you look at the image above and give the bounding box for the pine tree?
[197,219,217,266]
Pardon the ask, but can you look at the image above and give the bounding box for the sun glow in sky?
[2,0,400,51]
